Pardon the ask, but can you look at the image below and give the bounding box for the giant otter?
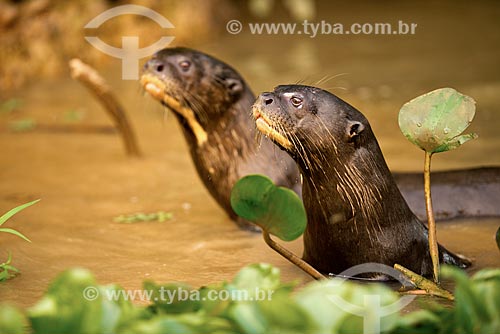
[252,85,470,275]
[140,48,300,230]
[140,47,500,230]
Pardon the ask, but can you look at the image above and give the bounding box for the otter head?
[141,47,248,146]
[253,85,372,171]
[254,85,393,241]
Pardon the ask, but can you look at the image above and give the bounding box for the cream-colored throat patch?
[253,106,293,150]
[141,74,208,146]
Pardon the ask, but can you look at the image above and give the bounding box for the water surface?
[1,0,499,309]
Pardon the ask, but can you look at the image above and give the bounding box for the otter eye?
[290,96,303,108]
[179,60,191,72]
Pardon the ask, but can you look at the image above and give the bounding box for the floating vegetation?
[8,119,37,132]
[0,98,23,114]
[113,211,173,224]
[0,199,39,281]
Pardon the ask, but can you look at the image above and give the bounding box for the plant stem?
[424,151,439,283]
[394,264,453,300]
[262,231,326,280]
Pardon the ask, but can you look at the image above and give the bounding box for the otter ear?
[225,78,243,95]
[347,120,365,140]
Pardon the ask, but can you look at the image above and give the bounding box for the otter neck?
[178,88,256,155]
[299,138,400,227]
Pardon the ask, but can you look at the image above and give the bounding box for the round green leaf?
[230,175,275,223]
[399,88,477,153]
[230,175,307,241]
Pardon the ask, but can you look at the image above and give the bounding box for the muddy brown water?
[1,1,499,311]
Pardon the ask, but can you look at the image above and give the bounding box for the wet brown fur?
[141,48,301,230]
[253,85,471,276]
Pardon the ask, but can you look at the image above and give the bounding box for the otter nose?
[261,92,274,105]
[144,59,166,74]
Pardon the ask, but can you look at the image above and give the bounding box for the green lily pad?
[399,88,477,153]
[230,175,306,241]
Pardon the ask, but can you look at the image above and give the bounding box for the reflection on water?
[1,0,499,309]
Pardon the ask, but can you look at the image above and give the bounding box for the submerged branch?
[69,58,141,157]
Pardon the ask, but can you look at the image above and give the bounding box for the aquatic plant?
[8,119,37,132]
[0,263,498,334]
[230,174,324,279]
[0,98,23,114]
[113,211,173,224]
[399,87,477,283]
[230,174,454,298]
[0,199,38,281]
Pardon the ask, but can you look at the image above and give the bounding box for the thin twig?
[262,230,326,280]
[69,58,141,157]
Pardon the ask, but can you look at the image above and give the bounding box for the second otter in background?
[141,47,301,230]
